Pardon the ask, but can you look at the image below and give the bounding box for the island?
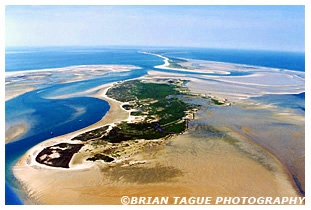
[34,79,229,169]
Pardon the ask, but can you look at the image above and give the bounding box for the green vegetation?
[106,80,180,102]
[100,121,168,143]
[72,125,109,141]
[83,80,198,143]
[151,99,189,124]
[71,80,228,146]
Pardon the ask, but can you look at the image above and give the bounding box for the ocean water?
[6,47,305,72]
[5,47,305,204]
[153,48,305,72]
[5,47,162,71]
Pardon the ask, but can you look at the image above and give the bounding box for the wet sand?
[194,101,305,195]
[13,107,301,204]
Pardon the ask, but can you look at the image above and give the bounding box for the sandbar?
[5,123,28,144]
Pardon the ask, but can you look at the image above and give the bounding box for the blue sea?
[6,47,305,72]
[158,48,305,72]
[5,46,305,204]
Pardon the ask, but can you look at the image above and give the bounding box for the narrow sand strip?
[5,124,28,144]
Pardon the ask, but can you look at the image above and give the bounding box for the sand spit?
[141,51,229,74]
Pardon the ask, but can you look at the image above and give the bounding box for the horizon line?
[5,45,305,54]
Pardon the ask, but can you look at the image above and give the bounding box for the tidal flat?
[12,103,302,204]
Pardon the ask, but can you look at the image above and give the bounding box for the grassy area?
[72,125,109,141]
[100,121,167,143]
[97,80,197,143]
[106,80,180,102]
[70,80,228,146]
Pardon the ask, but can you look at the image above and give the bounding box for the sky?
[5,5,305,52]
